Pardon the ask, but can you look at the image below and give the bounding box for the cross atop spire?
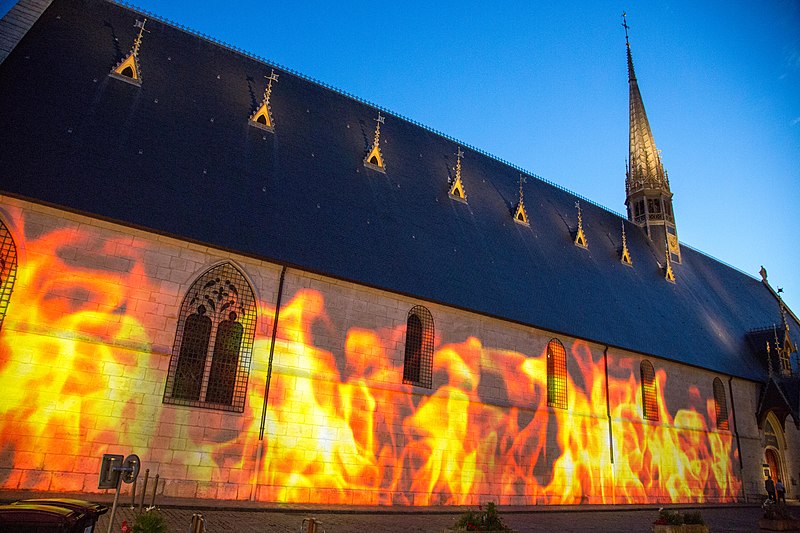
[622,12,630,46]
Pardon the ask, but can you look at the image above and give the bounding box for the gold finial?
[766,340,774,376]
[250,69,279,131]
[620,221,632,265]
[364,112,386,171]
[110,18,148,83]
[449,147,467,200]
[664,243,675,282]
[513,174,529,225]
[574,201,588,248]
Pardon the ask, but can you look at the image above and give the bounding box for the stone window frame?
[402,305,434,389]
[163,262,257,413]
[546,338,568,409]
[0,218,18,332]
[640,359,659,421]
[713,377,729,431]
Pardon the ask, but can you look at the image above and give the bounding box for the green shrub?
[132,509,168,533]
[454,502,510,531]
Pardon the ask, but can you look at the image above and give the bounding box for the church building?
[0,0,798,505]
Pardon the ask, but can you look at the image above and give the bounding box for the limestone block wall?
[0,195,752,504]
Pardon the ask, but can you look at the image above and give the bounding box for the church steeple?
[622,13,681,263]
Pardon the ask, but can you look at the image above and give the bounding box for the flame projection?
[0,206,742,504]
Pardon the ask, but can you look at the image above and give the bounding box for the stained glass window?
[641,360,658,421]
[713,377,729,431]
[164,263,257,412]
[0,219,17,332]
[547,339,567,409]
[403,305,434,389]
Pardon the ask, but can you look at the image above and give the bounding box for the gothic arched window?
[164,263,257,412]
[547,339,567,409]
[641,360,658,421]
[403,305,434,389]
[0,219,18,332]
[713,377,729,431]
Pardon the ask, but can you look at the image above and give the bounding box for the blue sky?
[3,1,799,314]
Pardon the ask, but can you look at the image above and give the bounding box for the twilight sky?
[4,1,799,314]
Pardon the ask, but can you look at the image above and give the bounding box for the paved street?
[2,490,788,532]
[95,504,771,532]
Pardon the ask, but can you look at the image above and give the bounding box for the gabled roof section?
[0,0,797,382]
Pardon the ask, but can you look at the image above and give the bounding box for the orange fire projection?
[0,207,741,504]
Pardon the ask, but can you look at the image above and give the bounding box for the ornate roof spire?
[623,13,668,194]
[622,13,681,264]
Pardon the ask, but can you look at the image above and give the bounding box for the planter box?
[443,529,520,533]
[652,526,708,533]
[759,518,800,531]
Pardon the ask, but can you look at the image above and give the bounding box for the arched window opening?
[403,305,433,389]
[0,219,18,332]
[547,339,567,409]
[641,360,658,421]
[713,377,729,430]
[164,263,257,412]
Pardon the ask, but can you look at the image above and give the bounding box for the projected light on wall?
[0,207,741,504]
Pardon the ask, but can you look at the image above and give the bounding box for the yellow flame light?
[0,208,741,503]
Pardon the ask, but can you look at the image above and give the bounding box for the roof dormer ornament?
[364,112,386,172]
[513,174,529,225]
[620,222,632,266]
[574,201,587,248]
[664,242,675,283]
[249,69,279,132]
[449,146,467,201]
[110,18,148,86]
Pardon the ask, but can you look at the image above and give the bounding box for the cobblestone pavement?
[95,505,771,532]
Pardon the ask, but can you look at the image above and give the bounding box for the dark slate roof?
[1,0,796,382]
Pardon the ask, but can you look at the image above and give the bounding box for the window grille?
[640,360,658,421]
[403,305,434,389]
[713,377,729,431]
[0,220,17,332]
[164,263,257,412]
[547,339,567,409]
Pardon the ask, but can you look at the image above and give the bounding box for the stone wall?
[0,195,762,504]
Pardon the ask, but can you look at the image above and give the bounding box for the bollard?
[301,517,326,533]
[150,474,159,509]
[189,513,205,533]
[138,468,149,513]
[129,478,136,509]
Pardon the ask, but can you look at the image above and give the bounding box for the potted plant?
[444,502,518,532]
[132,509,168,533]
[760,501,800,531]
[652,508,683,533]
